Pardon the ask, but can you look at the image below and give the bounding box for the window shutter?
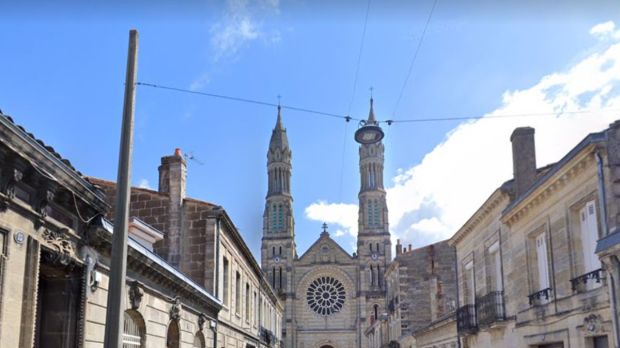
[581,201,601,272]
[536,233,550,291]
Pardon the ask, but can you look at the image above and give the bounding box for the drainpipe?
[596,150,620,347]
[213,214,222,348]
[454,247,461,348]
[596,151,610,236]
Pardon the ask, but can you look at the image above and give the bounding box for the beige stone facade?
[0,113,221,348]
[413,124,620,348]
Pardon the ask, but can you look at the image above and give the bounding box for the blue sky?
[2,0,620,258]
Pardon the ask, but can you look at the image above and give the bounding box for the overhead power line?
[347,0,372,115]
[392,0,438,117]
[136,82,359,122]
[136,81,616,125]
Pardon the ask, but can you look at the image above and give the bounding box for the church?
[261,99,392,348]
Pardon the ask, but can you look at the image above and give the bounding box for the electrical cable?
[136,82,359,121]
[347,0,372,116]
[392,0,438,117]
[137,81,616,125]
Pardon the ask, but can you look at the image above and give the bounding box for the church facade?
[261,100,392,348]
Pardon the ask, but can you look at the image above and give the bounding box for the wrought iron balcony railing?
[528,287,552,305]
[477,291,505,327]
[456,304,478,334]
[570,268,603,292]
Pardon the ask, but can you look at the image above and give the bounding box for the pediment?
[297,233,353,264]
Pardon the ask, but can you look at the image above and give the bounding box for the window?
[272,267,276,288]
[245,283,250,322]
[370,265,375,286]
[254,291,258,325]
[123,310,145,348]
[222,257,229,305]
[464,261,475,305]
[235,271,241,315]
[581,201,601,273]
[279,267,283,290]
[535,233,550,292]
[487,241,502,292]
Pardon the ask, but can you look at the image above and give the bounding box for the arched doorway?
[320,346,335,348]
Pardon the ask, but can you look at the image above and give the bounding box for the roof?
[298,228,354,261]
[0,113,109,212]
[100,217,222,307]
[503,129,607,216]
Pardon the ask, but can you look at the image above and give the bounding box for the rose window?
[306,276,346,316]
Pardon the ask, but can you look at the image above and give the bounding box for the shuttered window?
[536,233,550,292]
[581,201,601,273]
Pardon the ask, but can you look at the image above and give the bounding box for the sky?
[1,0,620,259]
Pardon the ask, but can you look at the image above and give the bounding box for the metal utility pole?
[103,29,139,348]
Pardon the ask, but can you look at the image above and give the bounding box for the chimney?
[396,239,402,255]
[511,127,537,198]
[159,148,187,199]
[157,148,187,267]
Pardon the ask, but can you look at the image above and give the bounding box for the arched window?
[373,304,379,321]
[370,265,375,286]
[193,332,206,348]
[277,204,284,230]
[272,246,276,256]
[166,321,180,348]
[123,310,145,348]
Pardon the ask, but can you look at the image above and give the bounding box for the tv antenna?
[184,151,204,165]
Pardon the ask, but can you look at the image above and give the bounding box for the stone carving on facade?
[584,314,604,334]
[170,297,182,322]
[0,167,23,211]
[41,228,74,266]
[198,313,207,331]
[129,281,144,310]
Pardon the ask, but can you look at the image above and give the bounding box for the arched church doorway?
[320,346,335,348]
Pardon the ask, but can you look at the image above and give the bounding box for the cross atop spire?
[367,95,377,124]
[321,222,329,236]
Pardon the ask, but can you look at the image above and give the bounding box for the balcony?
[477,291,505,327]
[570,268,604,292]
[528,287,552,306]
[456,304,478,334]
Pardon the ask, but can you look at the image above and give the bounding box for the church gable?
[297,232,354,265]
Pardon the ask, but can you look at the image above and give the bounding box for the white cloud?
[590,21,620,40]
[305,21,620,250]
[304,201,358,238]
[210,0,280,60]
[138,179,152,190]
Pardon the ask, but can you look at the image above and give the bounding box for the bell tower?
[355,98,391,325]
[261,105,296,297]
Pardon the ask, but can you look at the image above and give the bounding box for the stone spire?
[269,105,289,150]
[367,97,377,125]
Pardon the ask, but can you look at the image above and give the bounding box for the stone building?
[261,101,392,348]
[365,240,457,348]
[91,148,284,348]
[0,112,221,348]
[415,123,620,348]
